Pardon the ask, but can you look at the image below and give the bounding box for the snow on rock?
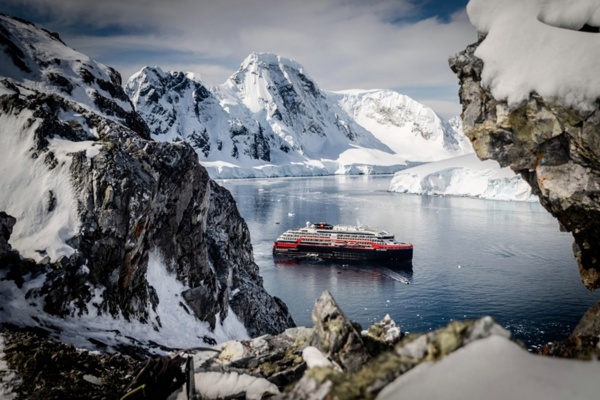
[302,346,336,369]
[376,335,600,400]
[389,154,538,202]
[0,15,294,352]
[333,90,472,162]
[0,15,149,137]
[126,53,472,179]
[467,0,600,111]
[190,372,280,400]
[0,251,249,354]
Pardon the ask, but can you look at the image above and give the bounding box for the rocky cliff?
[450,39,600,291]
[0,14,294,352]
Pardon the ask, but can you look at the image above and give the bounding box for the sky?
[1,0,475,119]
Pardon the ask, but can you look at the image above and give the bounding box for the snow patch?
[377,335,600,400]
[0,251,249,354]
[182,371,280,400]
[0,111,81,262]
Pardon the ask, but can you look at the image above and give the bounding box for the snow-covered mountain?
[126,53,472,178]
[389,153,538,202]
[0,15,293,352]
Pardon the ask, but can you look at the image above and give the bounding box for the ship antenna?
[306,221,310,228]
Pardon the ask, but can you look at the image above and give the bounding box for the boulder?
[570,299,600,339]
[364,314,403,355]
[310,290,371,373]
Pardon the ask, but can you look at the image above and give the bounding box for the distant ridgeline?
[0,14,294,353]
[126,53,472,178]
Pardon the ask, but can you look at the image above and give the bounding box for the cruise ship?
[273,222,413,261]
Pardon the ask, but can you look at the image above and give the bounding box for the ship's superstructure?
[273,222,413,261]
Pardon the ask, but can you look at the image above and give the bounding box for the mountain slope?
[0,14,294,352]
[126,53,472,178]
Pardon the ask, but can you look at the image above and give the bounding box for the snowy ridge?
[0,15,148,135]
[126,52,472,179]
[332,89,472,162]
[389,154,537,202]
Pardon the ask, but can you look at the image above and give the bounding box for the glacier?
[389,153,538,202]
[126,53,472,179]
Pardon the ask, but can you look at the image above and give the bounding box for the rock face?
[450,39,600,290]
[0,14,294,350]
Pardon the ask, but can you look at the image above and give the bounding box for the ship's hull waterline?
[273,244,413,261]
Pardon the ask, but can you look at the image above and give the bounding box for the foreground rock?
[450,39,600,290]
[182,292,517,400]
[0,14,294,351]
[310,291,371,372]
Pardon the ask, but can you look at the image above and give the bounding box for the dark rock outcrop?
[0,212,15,257]
[571,300,600,339]
[450,39,600,290]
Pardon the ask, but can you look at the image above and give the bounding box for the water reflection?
[273,256,413,284]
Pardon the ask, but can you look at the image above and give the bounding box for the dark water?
[219,175,600,349]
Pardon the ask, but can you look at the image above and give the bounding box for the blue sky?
[2,0,474,118]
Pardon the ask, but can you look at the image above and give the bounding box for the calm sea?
[219,175,600,349]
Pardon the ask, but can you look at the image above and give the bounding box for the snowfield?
[389,154,538,202]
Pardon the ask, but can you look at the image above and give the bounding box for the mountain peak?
[239,52,307,74]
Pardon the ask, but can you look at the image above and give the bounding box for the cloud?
[5,0,476,115]
[419,100,463,120]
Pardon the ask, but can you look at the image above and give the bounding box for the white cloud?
[420,100,463,120]
[8,0,476,101]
